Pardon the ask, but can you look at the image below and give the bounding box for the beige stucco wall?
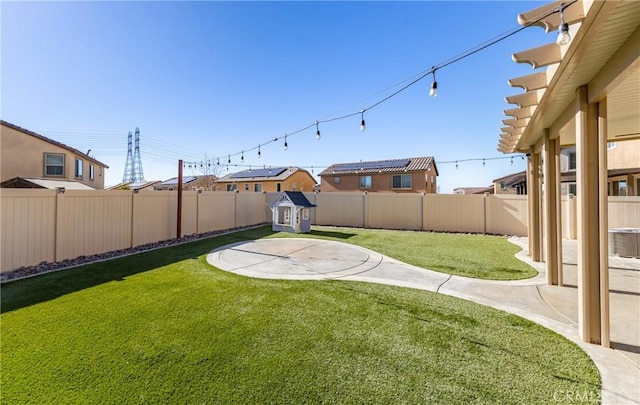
[222,170,317,193]
[1,124,107,189]
[320,166,437,193]
[607,139,640,170]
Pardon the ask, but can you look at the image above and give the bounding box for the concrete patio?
[207,236,640,404]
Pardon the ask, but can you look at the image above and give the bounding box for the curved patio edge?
[207,237,640,405]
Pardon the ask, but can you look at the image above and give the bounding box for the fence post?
[363,191,368,228]
[421,192,425,231]
[483,192,489,234]
[54,187,64,262]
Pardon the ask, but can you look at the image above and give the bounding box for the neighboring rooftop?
[1,177,96,190]
[1,120,109,168]
[216,167,309,183]
[319,157,437,176]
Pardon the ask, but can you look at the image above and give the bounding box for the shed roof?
[283,191,315,207]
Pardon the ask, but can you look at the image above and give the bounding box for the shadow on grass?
[306,229,357,239]
[1,226,275,314]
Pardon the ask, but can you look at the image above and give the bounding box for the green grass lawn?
[272,226,537,280]
[1,227,598,404]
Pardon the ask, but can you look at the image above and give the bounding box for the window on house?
[431,175,434,184]
[392,174,411,189]
[44,153,65,176]
[569,183,577,196]
[89,164,95,180]
[276,183,281,192]
[244,183,249,191]
[227,184,237,191]
[74,158,83,179]
[607,142,617,150]
[360,176,372,188]
[569,152,577,170]
[292,182,297,190]
[333,176,341,184]
[500,181,506,190]
[254,183,262,192]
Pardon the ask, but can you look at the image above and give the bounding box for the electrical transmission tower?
[122,127,145,183]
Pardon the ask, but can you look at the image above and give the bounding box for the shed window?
[392,174,411,189]
[360,176,372,188]
[44,154,64,176]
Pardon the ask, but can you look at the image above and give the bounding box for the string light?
[161,1,568,170]
[257,145,261,158]
[556,3,571,46]
[227,155,231,164]
[510,156,514,165]
[240,151,244,163]
[482,159,486,167]
[283,135,288,151]
[455,161,458,169]
[217,158,220,165]
[429,67,438,97]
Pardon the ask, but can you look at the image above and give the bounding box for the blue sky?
[2,1,550,192]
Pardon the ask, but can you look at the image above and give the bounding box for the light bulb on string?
[455,161,458,169]
[284,135,288,151]
[360,110,366,132]
[217,158,220,166]
[240,151,244,163]
[482,159,486,167]
[316,121,321,140]
[556,3,571,46]
[429,68,438,97]
[257,146,261,159]
[510,156,514,165]
[227,155,231,164]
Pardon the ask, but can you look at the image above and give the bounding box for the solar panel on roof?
[230,167,287,179]
[334,159,410,172]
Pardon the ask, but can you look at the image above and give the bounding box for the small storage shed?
[269,191,316,233]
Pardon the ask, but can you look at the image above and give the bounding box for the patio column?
[576,85,609,346]
[543,129,563,285]
[527,151,542,262]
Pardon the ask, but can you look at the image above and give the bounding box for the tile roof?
[1,120,109,168]
[319,156,437,176]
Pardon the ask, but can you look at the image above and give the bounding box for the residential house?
[154,175,218,191]
[453,187,493,195]
[492,171,527,195]
[1,120,109,189]
[560,140,640,196]
[319,157,438,193]
[215,167,316,192]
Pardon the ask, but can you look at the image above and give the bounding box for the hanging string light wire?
[168,1,576,168]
